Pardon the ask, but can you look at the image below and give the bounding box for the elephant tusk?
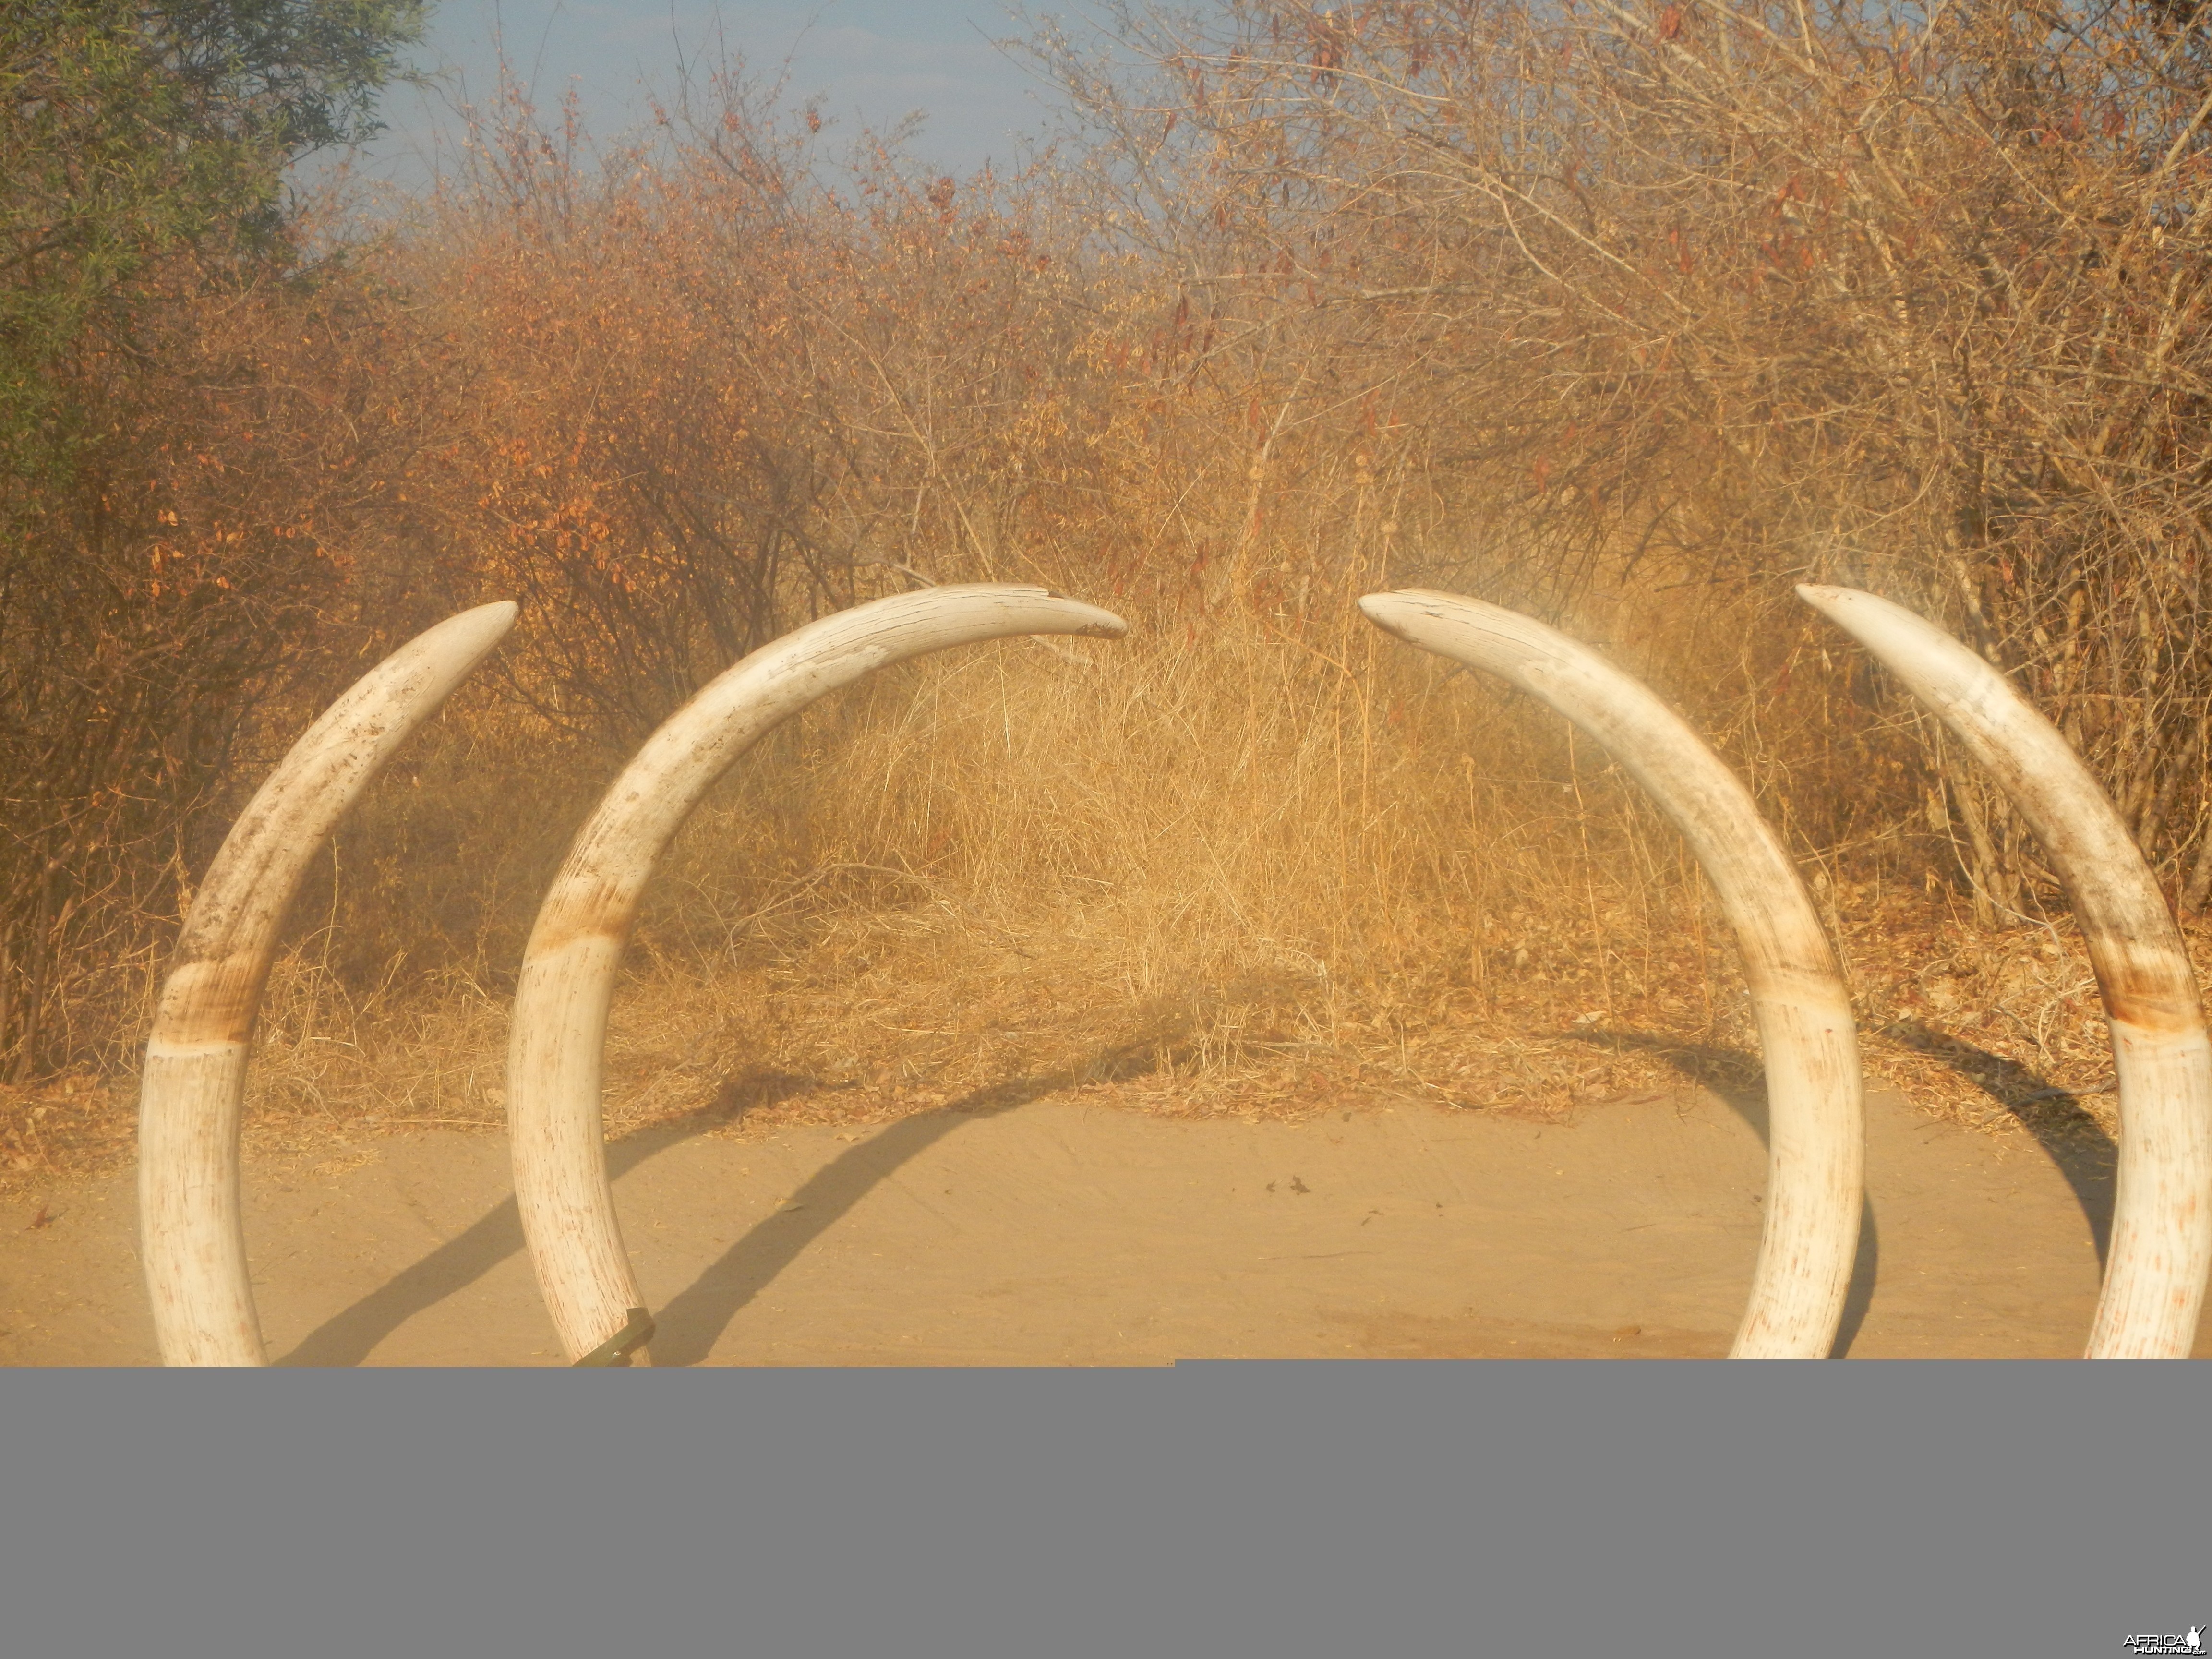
[1798,583,2212,1358]
[508,585,1128,1364]
[139,601,520,1365]
[1359,590,1864,1358]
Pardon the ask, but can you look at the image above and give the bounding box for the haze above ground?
[310,1,1095,201]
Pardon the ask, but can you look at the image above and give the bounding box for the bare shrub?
[1030,0,2212,927]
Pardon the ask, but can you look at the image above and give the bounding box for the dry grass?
[2,596,2161,1204]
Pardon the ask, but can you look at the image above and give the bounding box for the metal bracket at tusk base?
[573,1308,656,1368]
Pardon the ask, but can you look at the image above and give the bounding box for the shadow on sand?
[1569,1021,2119,1358]
[289,1006,2116,1367]
[276,1110,713,1366]
[1880,1017,2117,1267]
[1566,1031,1878,1358]
[277,1044,1162,1368]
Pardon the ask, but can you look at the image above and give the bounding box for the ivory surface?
[1799,584,2212,1358]
[509,585,1127,1363]
[139,601,519,1365]
[1360,590,1864,1358]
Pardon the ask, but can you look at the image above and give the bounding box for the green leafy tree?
[0,0,425,466]
[0,1,426,1076]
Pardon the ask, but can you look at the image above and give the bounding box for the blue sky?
[321,1,1087,194]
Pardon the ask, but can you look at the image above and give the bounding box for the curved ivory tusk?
[510,585,1128,1364]
[140,601,520,1365]
[1798,584,2212,1358]
[1359,590,1864,1358]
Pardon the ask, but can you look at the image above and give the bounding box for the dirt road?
[4,1080,2200,1364]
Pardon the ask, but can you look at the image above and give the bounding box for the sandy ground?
[3,1078,2203,1364]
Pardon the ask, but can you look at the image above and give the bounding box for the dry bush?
[0,209,460,1081]
[1034,0,2212,925]
[19,12,2210,1181]
[352,76,1124,741]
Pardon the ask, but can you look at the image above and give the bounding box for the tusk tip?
[998,587,1125,639]
[1358,589,1468,643]
[426,598,522,662]
[1052,598,1129,640]
[1793,583,1864,614]
[1356,590,1419,635]
[468,597,523,629]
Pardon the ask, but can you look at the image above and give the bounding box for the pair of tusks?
[138,588,1126,1365]
[1361,586,2210,1358]
[137,583,2212,1364]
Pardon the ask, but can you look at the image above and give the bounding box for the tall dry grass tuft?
[529,586,1767,1133]
[184,577,1751,1160]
